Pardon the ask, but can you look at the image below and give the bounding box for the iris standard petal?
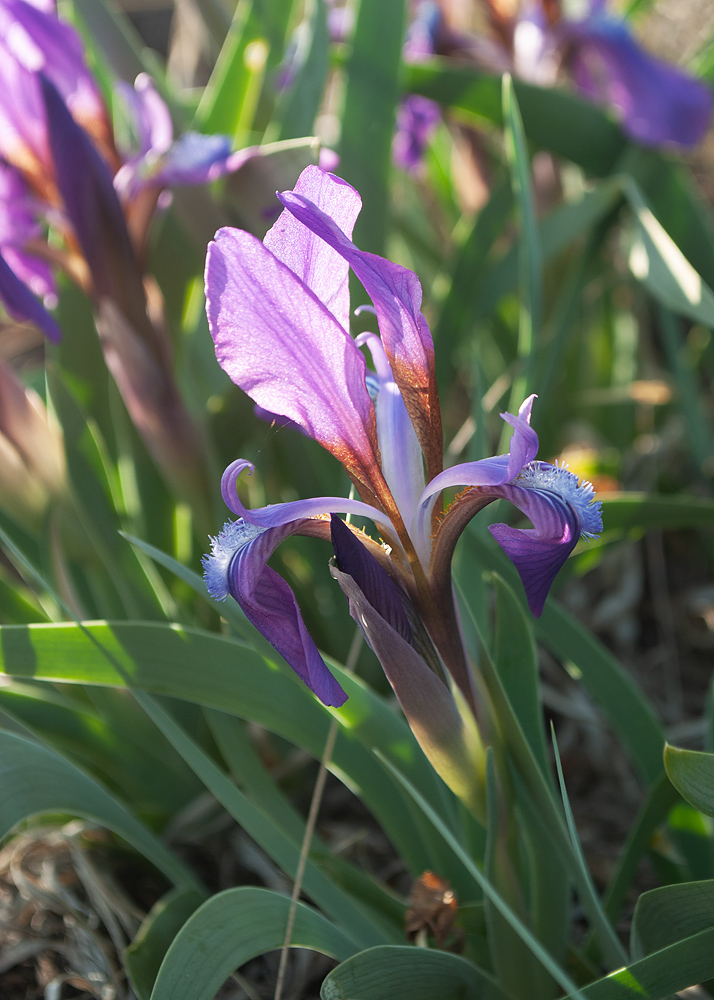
[264,165,360,334]
[277,183,443,481]
[204,518,347,707]
[205,226,380,487]
[568,16,712,148]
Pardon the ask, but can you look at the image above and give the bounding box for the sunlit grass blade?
[502,74,541,416]
[574,926,714,1000]
[150,887,357,1000]
[277,0,328,140]
[432,172,512,387]
[625,178,714,329]
[339,0,406,254]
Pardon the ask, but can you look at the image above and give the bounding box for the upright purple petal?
[203,518,347,707]
[567,15,712,148]
[205,226,381,489]
[264,166,360,334]
[277,181,443,481]
[0,0,110,173]
[40,76,148,330]
[416,395,539,551]
[0,249,60,341]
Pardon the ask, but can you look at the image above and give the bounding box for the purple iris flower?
[203,165,602,708]
[114,74,259,202]
[0,0,112,185]
[0,160,54,301]
[563,6,712,149]
[393,2,443,171]
[510,0,712,149]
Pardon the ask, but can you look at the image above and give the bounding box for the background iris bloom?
[203,165,602,710]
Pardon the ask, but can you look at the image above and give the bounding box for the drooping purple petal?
[487,483,580,616]
[416,395,538,552]
[567,15,712,148]
[0,249,60,341]
[203,518,347,707]
[277,180,443,481]
[220,459,396,540]
[264,165,360,334]
[205,226,381,488]
[426,399,601,615]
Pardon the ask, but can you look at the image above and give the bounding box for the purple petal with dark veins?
[567,15,712,148]
[486,483,580,617]
[264,166,360,334]
[0,249,60,341]
[278,180,443,480]
[204,517,347,706]
[205,226,380,485]
[416,395,538,549]
[330,513,412,643]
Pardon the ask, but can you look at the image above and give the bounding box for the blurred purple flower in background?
[203,166,602,708]
[402,0,711,160]
[563,2,712,148]
[0,0,256,337]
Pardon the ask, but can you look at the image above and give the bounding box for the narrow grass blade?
[502,74,541,413]
[551,727,629,966]
[339,0,406,254]
[130,691,384,950]
[376,752,587,1000]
